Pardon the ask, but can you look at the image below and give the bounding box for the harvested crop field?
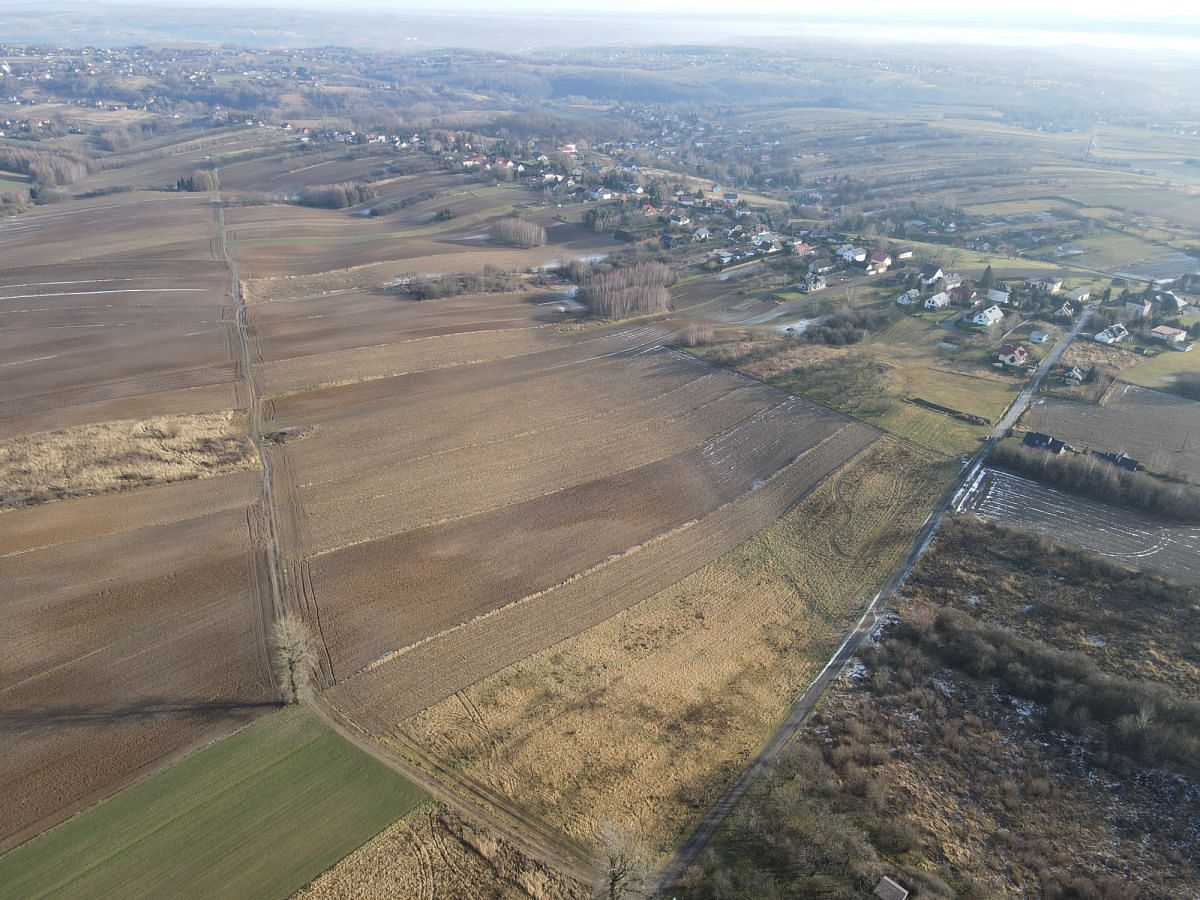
[0,706,426,900]
[0,249,237,435]
[374,438,953,856]
[0,410,255,509]
[1022,384,1200,483]
[0,472,275,852]
[961,468,1200,584]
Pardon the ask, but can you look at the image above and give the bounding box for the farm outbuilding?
[874,876,909,900]
[1024,431,1072,455]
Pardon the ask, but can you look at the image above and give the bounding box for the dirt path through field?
[216,199,291,691]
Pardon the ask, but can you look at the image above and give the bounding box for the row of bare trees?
[579,262,673,319]
[491,217,546,248]
[0,147,90,186]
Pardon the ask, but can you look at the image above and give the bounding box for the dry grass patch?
[391,438,955,858]
[0,411,256,509]
[294,804,588,900]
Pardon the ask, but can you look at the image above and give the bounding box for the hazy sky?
[75,0,1195,14]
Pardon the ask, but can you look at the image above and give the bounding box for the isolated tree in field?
[593,822,649,900]
[491,217,547,248]
[271,612,317,703]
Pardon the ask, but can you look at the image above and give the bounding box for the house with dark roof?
[919,264,944,288]
[1024,431,1072,454]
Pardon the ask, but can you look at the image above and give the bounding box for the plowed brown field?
[0,473,275,853]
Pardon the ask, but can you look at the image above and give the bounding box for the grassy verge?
[0,705,426,900]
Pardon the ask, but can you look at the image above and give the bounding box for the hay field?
[1022,384,1200,483]
[385,438,954,855]
[0,706,425,900]
[0,472,275,852]
[0,411,255,509]
[297,804,588,900]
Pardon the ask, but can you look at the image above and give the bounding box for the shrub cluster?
[901,607,1200,773]
[990,441,1200,523]
[176,169,219,192]
[399,266,520,300]
[295,182,376,209]
[490,217,546,248]
[802,304,902,347]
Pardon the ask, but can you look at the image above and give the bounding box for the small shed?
[874,876,910,900]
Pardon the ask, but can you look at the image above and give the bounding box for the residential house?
[919,264,944,288]
[941,272,964,290]
[692,227,711,242]
[1124,298,1153,319]
[924,291,952,310]
[1156,290,1188,314]
[1030,330,1049,344]
[1065,287,1091,304]
[1151,324,1189,344]
[949,285,978,305]
[867,250,892,274]
[1026,276,1064,294]
[997,343,1029,367]
[1055,301,1076,320]
[894,248,914,260]
[809,258,836,275]
[669,213,691,226]
[589,187,614,201]
[971,305,1005,327]
[790,241,816,257]
[836,244,867,264]
[1095,450,1139,472]
[1095,323,1131,344]
[1061,365,1085,385]
[895,288,921,306]
[1024,431,1071,455]
[987,287,1013,306]
[798,273,826,292]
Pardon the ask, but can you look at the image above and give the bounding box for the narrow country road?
[653,304,1094,896]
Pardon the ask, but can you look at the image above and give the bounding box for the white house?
[1095,323,1130,344]
[896,288,921,306]
[941,272,963,290]
[692,227,711,242]
[1065,287,1091,304]
[971,305,1005,327]
[1151,324,1189,344]
[987,287,1012,305]
[1026,276,1063,294]
[669,213,691,226]
[919,264,944,288]
[590,187,614,201]
[924,291,952,310]
[798,273,826,292]
[836,245,867,263]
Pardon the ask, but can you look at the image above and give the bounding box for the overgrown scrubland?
[0,412,256,509]
[681,517,1199,899]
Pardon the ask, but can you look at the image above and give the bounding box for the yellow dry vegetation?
[0,411,256,509]
[294,804,588,900]
[392,438,955,858]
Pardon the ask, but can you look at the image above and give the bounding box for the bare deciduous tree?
[593,822,649,900]
[271,612,317,703]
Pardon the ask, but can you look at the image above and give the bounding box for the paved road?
[652,305,1094,896]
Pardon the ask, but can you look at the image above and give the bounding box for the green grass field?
[0,706,426,900]
[1120,346,1200,389]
